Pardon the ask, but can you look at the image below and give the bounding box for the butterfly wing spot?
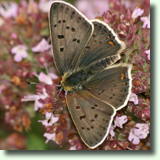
[94,104,98,107]
[71,27,75,32]
[82,127,84,130]
[93,34,96,37]
[84,22,87,25]
[54,24,57,28]
[100,125,105,130]
[94,114,98,118]
[114,84,116,87]
[113,94,115,96]
[87,128,90,130]
[111,89,113,91]
[58,20,61,23]
[73,38,77,42]
[77,17,81,22]
[109,41,114,46]
[107,34,111,39]
[97,89,105,95]
[99,41,102,44]
[80,115,86,120]
[60,47,64,52]
[57,35,65,39]
[91,119,95,122]
[76,106,80,109]
[77,39,80,43]
[66,26,69,29]
[65,6,69,13]
[102,90,105,93]
[62,20,66,23]
[91,126,94,129]
[94,40,97,42]
[121,73,124,80]
[99,25,102,29]
[85,46,90,49]
[70,11,75,19]
[91,107,95,109]
[102,118,108,123]
[109,97,113,99]
[103,29,107,33]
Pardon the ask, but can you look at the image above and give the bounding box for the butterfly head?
[61,72,73,92]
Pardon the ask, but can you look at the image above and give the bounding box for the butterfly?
[49,1,132,149]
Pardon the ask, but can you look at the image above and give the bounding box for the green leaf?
[27,133,48,150]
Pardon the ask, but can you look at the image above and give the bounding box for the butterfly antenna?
[48,88,63,123]
[27,81,61,87]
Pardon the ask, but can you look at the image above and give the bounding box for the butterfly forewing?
[66,90,115,149]
[75,19,125,70]
[84,64,132,110]
[49,1,93,75]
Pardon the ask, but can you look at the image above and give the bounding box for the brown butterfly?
[49,1,132,149]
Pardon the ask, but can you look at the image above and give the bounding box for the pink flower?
[34,71,58,85]
[0,2,18,19]
[109,124,115,138]
[69,145,77,150]
[38,112,59,127]
[32,38,51,52]
[44,132,56,143]
[114,115,128,128]
[140,14,150,28]
[128,128,141,145]
[39,0,54,13]
[11,45,28,62]
[134,123,149,139]
[21,88,49,111]
[38,72,53,85]
[128,123,150,145]
[145,50,150,60]
[129,93,138,105]
[131,7,144,19]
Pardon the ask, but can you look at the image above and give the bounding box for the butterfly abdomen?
[85,54,120,75]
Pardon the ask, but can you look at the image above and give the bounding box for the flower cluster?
[0,0,150,150]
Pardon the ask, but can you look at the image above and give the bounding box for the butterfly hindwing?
[76,19,125,70]
[66,90,116,149]
[84,64,132,110]
[49,1,93,75]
